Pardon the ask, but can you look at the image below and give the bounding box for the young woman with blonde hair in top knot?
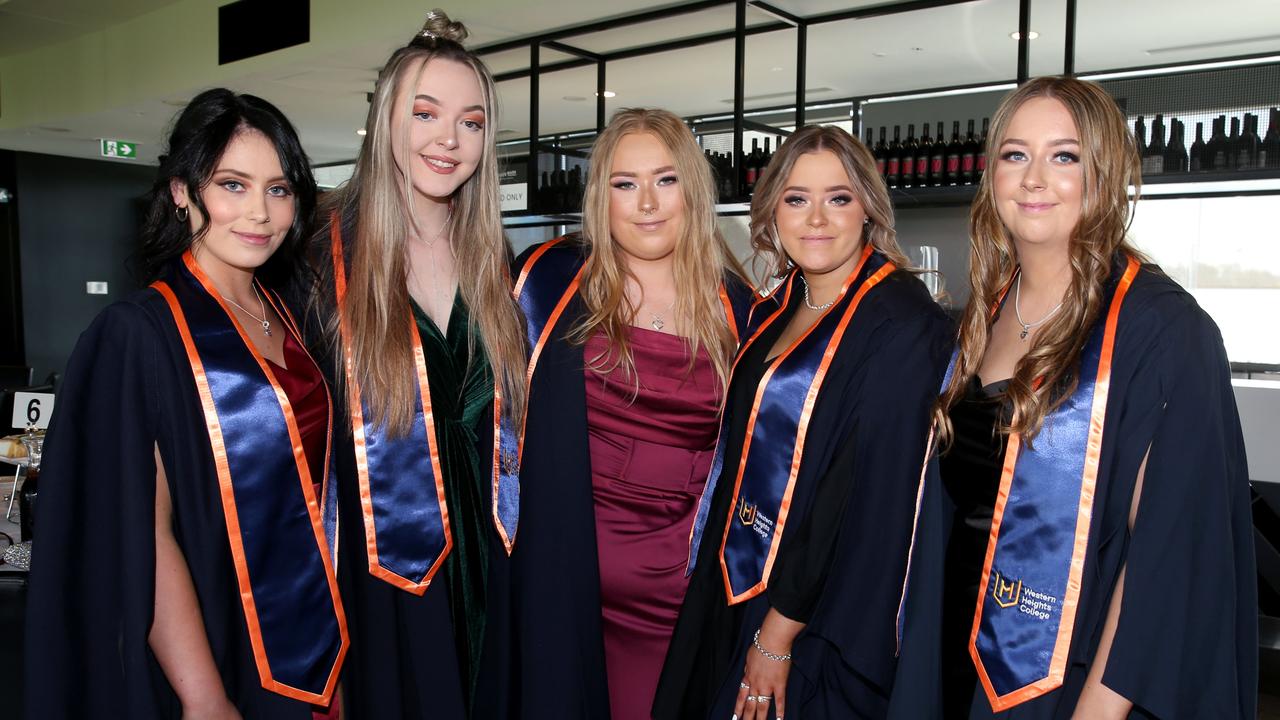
[891,76,1255,719]
[487,107,757,719]
[298,10,526,720]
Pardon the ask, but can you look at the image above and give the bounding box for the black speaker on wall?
[219,0,310,65]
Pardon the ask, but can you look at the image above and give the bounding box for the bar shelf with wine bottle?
[1131,107,1280,183]
[870,117,989,192]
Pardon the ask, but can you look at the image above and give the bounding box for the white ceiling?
[1,0,1277,167]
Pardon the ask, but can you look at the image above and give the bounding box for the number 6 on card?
[13,392,55,430]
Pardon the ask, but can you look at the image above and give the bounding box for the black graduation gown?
[889,264,1257,719]
[295,220,506,720]
[25,289,322,719]
[652,266,953,720]
[476,238,759,720]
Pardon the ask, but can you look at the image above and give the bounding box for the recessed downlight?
[1010,31,1040,40]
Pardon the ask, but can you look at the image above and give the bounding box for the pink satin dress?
[584,327,722,720]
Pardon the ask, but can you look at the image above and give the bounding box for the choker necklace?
[221,283,272,337]
[800,276,835,312]
[1013,273,1065,340]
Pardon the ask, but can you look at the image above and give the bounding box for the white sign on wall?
[500,183,528,212]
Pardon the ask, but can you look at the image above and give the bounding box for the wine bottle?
[745,138,761,191]
[568,166,583,212]
[1227,116,1241,170]
[1208,116,1228,171]
[1141,114,1165,176]
[1261,108,1279,169]
[875,127,888,177]
[763,137,773,172]
[901,124,918,188]
[1165,120,1188,174]
[961,119,978,185]
[975,117,990,184]
[1133,116,1148,158]
[537,171,550,210]
[1189,122,1206,172]
[19,463,39,542]
[915,121,933,188]
[1237,114,1259,170]
[945,121,962,186]
[930,122,946,188]
[886,126,902,188]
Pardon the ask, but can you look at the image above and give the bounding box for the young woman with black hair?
[25,88,346,720]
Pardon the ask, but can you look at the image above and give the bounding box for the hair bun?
[415,9,468,45]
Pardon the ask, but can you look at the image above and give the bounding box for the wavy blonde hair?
[936,76,1146,445]
[750,124,912,278]
[322,10,525,435]
[567,108,748,396]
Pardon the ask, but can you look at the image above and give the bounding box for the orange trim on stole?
[329,221,451,595]
[969,257,1140,710]
[718,285,740,343]
[718,245,893,604]
[512,238,586,479]
[264,291,343,571]
[153,258,346,704]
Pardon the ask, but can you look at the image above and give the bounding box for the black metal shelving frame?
[475,0,1280,218]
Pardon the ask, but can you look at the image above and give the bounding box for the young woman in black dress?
[654,125,952,720]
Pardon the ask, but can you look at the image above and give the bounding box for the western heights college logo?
[737,497,775,540]
[989,569,1060,620]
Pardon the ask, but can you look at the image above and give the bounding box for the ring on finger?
[753,695,772,702]
[740,681,751,690]
[746,694,757,701]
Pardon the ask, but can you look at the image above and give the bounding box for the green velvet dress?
[410,294,494,704]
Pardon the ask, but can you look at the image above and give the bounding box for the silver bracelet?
[752,629,792,662]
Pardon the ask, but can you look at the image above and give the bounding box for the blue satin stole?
[688,245,895,604]
[152,252,346,704]
[329,223,454,593]
[969,256,1140,710]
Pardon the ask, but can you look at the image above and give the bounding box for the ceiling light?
[1010,31,1040,40]
[563,95,586,102]
[771,66,784,72]
[872,52,888,58]
[596,90,617,98]
[356,128,367,136]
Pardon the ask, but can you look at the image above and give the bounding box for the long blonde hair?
[749,125,912,279]
[567,108,748,395]
[322,10,525,435]
[937,76,1146,444]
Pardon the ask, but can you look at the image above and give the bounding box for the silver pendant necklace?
[1013,273,1065,340]
[649,298,676,331]
[800,275,835,312]
[414,208,454,319]
[221,283,272,337]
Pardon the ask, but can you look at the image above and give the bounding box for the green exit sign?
[101,139,138,159]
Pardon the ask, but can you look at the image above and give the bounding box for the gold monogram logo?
[992,571,1022,609]
[737,497,757,526]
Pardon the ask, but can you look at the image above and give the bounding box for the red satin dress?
[268,330,339,720]
[584,327,722,720]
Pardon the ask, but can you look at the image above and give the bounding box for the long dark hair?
[139,88,316,285]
